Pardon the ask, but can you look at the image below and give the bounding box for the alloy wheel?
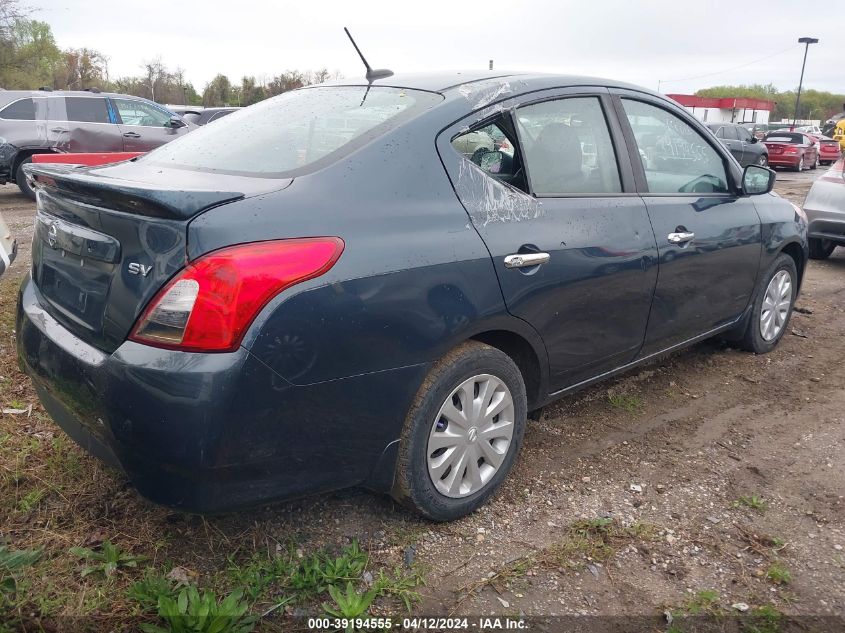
[757,155,768,166]
[760,270,792,342]
[798,157,805,171]
[427,374,515,498]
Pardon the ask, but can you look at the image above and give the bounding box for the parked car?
[795,125,823,136]
[185,107,239,126]
[809,134,842,165]
[0,212,16,278]
[0,89,195,199]
[18,72,807,520]
[763,131,820,171]
[706,122,768,166]
[803,158,845,260]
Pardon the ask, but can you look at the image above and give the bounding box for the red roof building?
[667,94,775,124]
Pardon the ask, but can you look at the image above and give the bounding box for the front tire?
[738,253,797,354]
[757,154,768,167]
[392,341,527,521]
[809,238,836,260]
[15,156,35,200]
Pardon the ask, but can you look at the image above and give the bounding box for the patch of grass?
[16,488,45,512]
[322,581,378,620]
[607,393,643,413]
[128,570,178,612]
[227,551,295,601]
[683,589,720,615]
[0,546,42,597]
[463,518,658,597]
[765,561,791,585]
[140,585,256,633]
[288,540,368,597]
[744,605,783,633]
[373,566,425,611]
[735,494,768,512]
[69,540,146,578]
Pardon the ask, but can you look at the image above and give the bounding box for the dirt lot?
[0,169,842,632]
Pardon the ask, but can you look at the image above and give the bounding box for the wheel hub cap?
[760,270,792,342]
[426,374,515,498]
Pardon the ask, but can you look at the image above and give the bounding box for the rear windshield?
[765,133,803,144]
[141,86,442,177]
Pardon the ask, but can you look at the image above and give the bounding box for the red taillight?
[129,238,344,352]
[785,147,798,154]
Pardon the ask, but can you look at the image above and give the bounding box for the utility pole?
[489,60,493,70]
[792,37,819,129]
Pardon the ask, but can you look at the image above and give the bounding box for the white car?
[0,212,16,277]
[795,125,823,135]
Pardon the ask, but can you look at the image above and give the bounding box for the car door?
[50,96,124,153]
[612,93,762,355]
[736,125,762,166]
[110,97,188,152]
[437,90,658,392]
[718,124,745,164]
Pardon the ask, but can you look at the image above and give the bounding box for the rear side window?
[622,99,729,194]
[515,97,622,195]
[65,97,110,123]
[142,86,442,177]
[1,98,36,120]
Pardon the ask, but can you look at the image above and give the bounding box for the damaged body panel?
[0,90,194,197]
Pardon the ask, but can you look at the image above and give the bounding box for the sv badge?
[127,263,152,277]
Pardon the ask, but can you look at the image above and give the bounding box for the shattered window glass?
[622,99,729,194]
[142,86,441,177]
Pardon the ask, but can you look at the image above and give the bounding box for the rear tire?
[15,156,35,200]
[809,238,836,260]
[738,253,797,354]
[810,154,819,170]
[391,341,527,521]
[756,154,768,167]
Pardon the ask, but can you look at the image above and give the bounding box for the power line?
[658,44,800,90]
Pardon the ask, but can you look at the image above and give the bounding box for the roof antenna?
[344,27,393,82]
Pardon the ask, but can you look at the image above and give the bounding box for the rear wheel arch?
[12,148,58,176]
[469,329,543,410]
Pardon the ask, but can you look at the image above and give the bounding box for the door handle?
[50,127,68,133]
[123,132,141,138]
[504,252,551,268]
[667,231,695,244]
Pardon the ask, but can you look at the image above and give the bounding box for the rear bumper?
[767,156,800,168]
[0,239,17,277]
[17,275,425,512]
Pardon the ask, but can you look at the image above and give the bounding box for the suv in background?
[707,122,769,166]
[0,90,195,199]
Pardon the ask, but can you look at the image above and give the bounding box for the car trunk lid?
[27,162,291,353]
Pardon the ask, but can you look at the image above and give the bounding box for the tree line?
[695,84,845,123]
[0,0,338,107]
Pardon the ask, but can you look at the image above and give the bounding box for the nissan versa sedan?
[18,72,807,521]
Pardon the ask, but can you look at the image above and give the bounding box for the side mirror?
[742,164,776,195]
[167,116,186,129]
[749,136,758,143]
[479,150,506,174]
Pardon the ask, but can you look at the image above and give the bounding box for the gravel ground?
[0,166,842,629]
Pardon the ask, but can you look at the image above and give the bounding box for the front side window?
[721,125,738,140]
[1,98,36,120]
[515,97,622,195]
[622,99,729,194]
[64,97,110,123]
[113,99,172,127]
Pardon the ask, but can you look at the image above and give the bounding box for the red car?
[809,134,842,166]
[763,131,820,171]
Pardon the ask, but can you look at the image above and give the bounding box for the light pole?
[792,37,819,128]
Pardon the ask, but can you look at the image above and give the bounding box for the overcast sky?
[38,0,841,96]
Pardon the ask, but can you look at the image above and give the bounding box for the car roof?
[0,89,169,106]
[321,71,648,95]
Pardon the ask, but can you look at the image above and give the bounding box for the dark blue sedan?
[17,72,807,521]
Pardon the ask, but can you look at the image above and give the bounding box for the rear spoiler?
[25,156,244,220]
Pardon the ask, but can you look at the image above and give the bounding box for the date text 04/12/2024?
[306,617,529,630]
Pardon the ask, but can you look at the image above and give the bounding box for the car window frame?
[63,95,112,125]
[110,97,177,128]
[609,90,741,197]
[0,97,40,121]
[511,93,628,198]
